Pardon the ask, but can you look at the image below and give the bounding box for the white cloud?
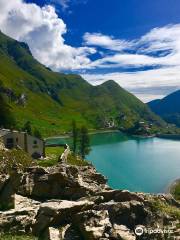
[82,25,180,101]
[84,25,180,70]
[139,24,180,53]
[83,32,132,51]
[0,0,95,70]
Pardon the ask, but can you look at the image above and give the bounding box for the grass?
[0,234,37,240]
[37,146,89,167]
[37,146,64,167]
[45,147,65,161]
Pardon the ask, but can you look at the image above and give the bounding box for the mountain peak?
[102,80,119,87]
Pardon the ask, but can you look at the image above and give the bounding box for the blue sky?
[0,0,180,101]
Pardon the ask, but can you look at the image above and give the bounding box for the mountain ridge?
[0,30,164,136]
[148,90,180,127]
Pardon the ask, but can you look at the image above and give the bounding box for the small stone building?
[0,129,45,159]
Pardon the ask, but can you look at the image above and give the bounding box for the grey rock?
[33,199,94,236]
[74,210,112,240]
[110,224,136,240]
[0,207,37,233]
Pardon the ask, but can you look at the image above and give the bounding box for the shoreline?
[157,134,180,140]
[45,129,120,140]
[45,130,180,141]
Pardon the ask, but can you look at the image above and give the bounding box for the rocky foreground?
[0,163,180,240]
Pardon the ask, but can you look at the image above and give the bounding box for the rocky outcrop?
[15,165,109,200]
[0,163,179,239]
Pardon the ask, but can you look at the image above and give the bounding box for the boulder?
[33,199,94,236]
[74,210,112,240]
[0,175,9,193]
[98,190,144,203]
[0,175,14,210]
[110,224,136,240]
[0,207,37,233]
[42,224,82,240]
[45,227,61,240]
[95,200,149,230]
[14,194,40,210]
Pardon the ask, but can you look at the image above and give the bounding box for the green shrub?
[0,149,34,174]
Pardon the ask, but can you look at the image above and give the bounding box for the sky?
[0,0,180,102]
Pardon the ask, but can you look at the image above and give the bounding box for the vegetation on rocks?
[0,149,34,174]
[152,199,180,219]
[67,153,89,166]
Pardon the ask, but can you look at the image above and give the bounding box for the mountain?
[0,82,15,128]
[0,30,164,136]
[148,90,180,127]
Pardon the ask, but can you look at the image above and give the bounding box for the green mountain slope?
[148,90,180,127]
[0,30,164,136]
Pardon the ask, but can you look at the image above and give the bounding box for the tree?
[22,121,32,135]
[33,128,42,139]
[79,126,91,159]
[72,120,79,154]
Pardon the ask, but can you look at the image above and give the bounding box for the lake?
[47,132,180,193]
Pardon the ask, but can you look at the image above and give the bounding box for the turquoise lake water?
[47,132,180,193]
